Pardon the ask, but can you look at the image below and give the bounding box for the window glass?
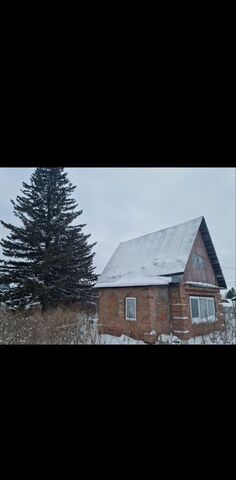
[190,296,216,323]
[191,297,199,318]
[207,298,215,317]
[192,254,205,270]
[199,297,208,319]
[126,298,136,320]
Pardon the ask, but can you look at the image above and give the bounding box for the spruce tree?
[0,168,97,310]
[226,287,236,299]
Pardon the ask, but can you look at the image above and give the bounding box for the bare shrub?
[0,303,99,344]
[189,311,235,345]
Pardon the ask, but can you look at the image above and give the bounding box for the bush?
[0,304,98,344]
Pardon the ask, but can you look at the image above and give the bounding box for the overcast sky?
[0,167,235,291]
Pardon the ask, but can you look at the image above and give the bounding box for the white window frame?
[125,297,136,321]
[190,296,216,323]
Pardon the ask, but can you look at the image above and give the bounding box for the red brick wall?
[98,286,171,342]
[98,284,226,342]
[169,284,225,339]
[169,285,191,338]
[149,286,171,336]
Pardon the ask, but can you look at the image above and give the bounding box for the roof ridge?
[120,216,204,245]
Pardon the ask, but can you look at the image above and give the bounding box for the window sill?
[192,317,217,325]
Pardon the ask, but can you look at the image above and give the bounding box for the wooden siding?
[183,230,218,285]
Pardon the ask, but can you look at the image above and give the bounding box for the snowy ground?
[98,332,235,345]
[99,334,146,345]
[98,331,235,345]
[97,313,236,345]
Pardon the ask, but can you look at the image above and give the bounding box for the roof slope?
[95,216,227,289]
[199,217,226,288]
[96,217,200,288]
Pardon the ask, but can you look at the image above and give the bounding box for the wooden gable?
[183,230,218,285]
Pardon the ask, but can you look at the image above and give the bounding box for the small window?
[192,254,205,270]
[126,297,136,321]
[190,296,216,323]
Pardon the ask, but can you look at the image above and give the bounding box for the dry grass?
[0,303,98,344]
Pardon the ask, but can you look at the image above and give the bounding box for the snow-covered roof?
[185,281,219,289]
[96,273,172,288]
[220,298,235,308]
[96,217,206,288]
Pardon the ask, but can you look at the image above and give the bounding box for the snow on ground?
[98,330,235,345]
[97,314,235,345]
[99,334,146,345]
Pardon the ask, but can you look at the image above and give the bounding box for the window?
[190,296,216,323]
[191,297,199,318]
[192,254,205,270]
[207,299,215,318]
[199,298,208,319]
[126,297,136,321]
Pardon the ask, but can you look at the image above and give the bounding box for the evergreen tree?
[226,287,236,299]
[0,168,97,310]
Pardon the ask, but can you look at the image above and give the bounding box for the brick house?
[94,217,227,342]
